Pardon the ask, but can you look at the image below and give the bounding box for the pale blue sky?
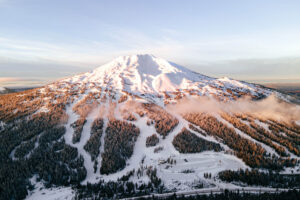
[0,0,300,87]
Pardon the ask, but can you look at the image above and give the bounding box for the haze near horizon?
[0,0,300,87]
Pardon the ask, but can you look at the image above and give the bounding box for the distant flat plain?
[264,82,300,99]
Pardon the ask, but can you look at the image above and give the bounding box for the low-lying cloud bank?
[167,95,300,123]
[0,77,48,87]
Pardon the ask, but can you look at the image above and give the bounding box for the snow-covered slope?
[64,54,212,93]
[0,87,16,94]
[1,54,300,200]
[58,54,270,103]
[0,87,7,94]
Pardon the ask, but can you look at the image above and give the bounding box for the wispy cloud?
[0,30,182,67]
[0,77,47,87]
[0,77,24,82]
[0,26,300,86]
[1,27,300,66]
[195,57,300,82]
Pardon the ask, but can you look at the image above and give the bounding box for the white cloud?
[0,27,300,86]
[1,27,300,67]
[0,77,47,87]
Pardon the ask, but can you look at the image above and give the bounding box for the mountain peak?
[64,54,211,94]
[94,54,187,75]
[59,54,269,101]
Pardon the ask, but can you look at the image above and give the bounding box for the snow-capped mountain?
[1,54,300,200]
[65,54,215,94]
[0,86,10,94]
[54,54,270,106]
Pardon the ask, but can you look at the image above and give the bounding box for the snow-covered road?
[122,187,298,200]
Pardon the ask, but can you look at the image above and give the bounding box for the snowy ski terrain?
[1,54,299,200]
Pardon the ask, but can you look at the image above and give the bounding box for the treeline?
[120,104,138,121]
[267,119,300,152]
[234,114,300,156]
[29,138,86,186]
[14,137,37,159]
[139,103,179,137]
[0,88,87,200]
[72,93,99,143]
[0,100,68,163]
[173,128,223,153]
[71,118,87,143]
[183,113,296,170]
[219,169,300,188]
[74,178,165,199]
[221,113,288,156]
[188,124,207,136]
[0,89,43,123]
[100,119,140,174]
[0,128,86,200]
[75,165,164,199]
[138,190,300,200]
[268,121,300,146]
[84,118,104,161]
[146,134,159,147]
[235,113,300,147]
[72,93,98,118]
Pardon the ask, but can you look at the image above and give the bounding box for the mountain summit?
[65,54,211,94]
[61,54,269,102]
